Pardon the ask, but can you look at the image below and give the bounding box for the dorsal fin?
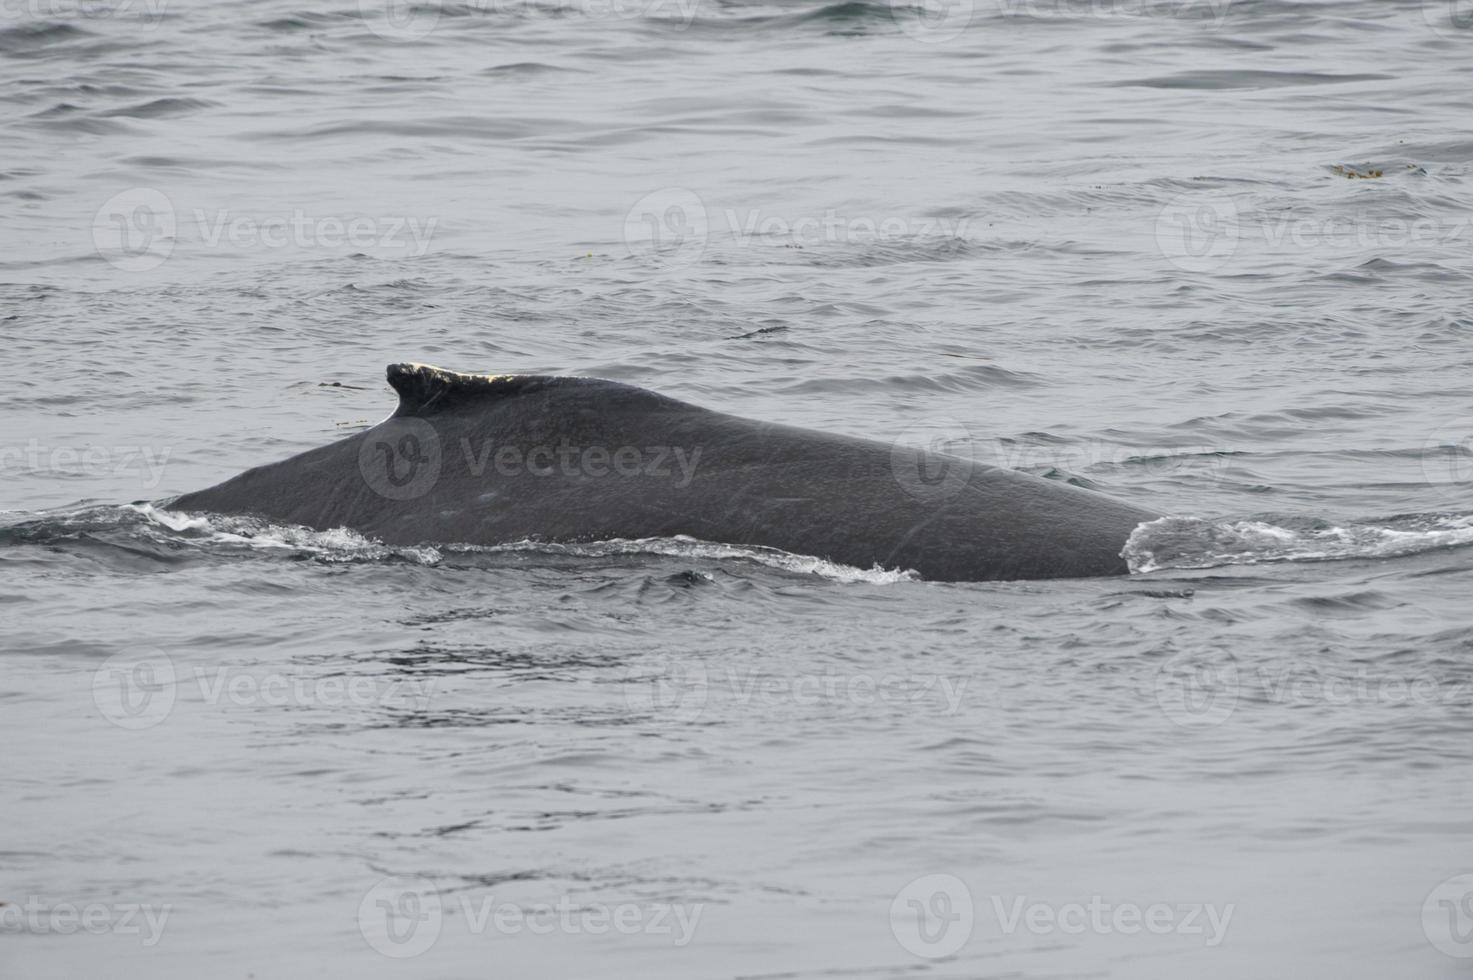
[386,362,552,416]
[385,362,686,418]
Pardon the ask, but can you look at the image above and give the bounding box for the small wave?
[1124,514,1473,574]
[777,0,894,27]
[1110,70,1393,90]
[1383,138,1473,164]
[661,0,900,36]
[0,21,90,54]
[257,11,355,31]
[482,61,583,76]
[760,234,993,269]
[779,362,1041,395]
[23,103,134,136]
[100,97,219,119]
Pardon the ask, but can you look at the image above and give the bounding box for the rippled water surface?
[4,0,1473,976]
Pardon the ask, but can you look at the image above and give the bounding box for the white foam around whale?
[455,535,921,585]
[1123,513,1473,574]
[130,504,1473,580]
[132,503,445,565]
[139,504,916,584]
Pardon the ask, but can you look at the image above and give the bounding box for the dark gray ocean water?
[4,0,1473,976]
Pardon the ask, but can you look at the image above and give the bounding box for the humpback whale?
[169,363,1161,581]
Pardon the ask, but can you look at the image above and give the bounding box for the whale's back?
[170,364,1162,580]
